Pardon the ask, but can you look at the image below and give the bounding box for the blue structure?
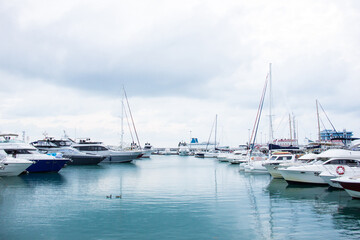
[320,129,353,141]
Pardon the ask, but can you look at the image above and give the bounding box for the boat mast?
[123,87,141,149]
[316,99,321,142]
[120,90,124,149]
[293,114,297,146]
[268,63,274,144]
[289,114,292,144]
[214,114,217,150]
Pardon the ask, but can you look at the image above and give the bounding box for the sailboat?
[194,115,219,158]
[241,64,271,172]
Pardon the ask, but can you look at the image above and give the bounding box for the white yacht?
[279,149,360,185]
[244,152,295,174]
[32,138,105,165]
[0,150,33,176]
[263,153,317,179]
[319,161,360,188]
[217,152,230,162]
[242,151,269,173]
[72,138,142,163]
[178,142,190,156]
[228,150,248,164]
[194,150,218,158]
[141,142,154,158]
[0,134,69,173]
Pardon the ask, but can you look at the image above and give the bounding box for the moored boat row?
[0,133,150,177]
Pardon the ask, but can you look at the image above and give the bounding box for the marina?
[1,155,360,239]
[1,1,360,239]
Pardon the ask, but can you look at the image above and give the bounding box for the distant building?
[320,129,353,141]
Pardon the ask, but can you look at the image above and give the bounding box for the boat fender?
[336,166,345,175]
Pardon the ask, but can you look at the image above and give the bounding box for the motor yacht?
[242,151,269,173]
[263,153,317,179]
[262,152,299,178]
[0,134,69,173]
[228,150,248,164]
[319,160,360,188]
[0,150,33,176]
[178,142,190,156]
[194,150,218,158]
[279,149,360,185]
[72,138,142,163]
[32,137,105,165]
[141,142,154,158]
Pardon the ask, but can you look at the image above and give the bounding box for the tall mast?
[123,87,141,149]
[120,91,124,149]
[293,114,297,145]
[214,114,218,150]
[316,99,321,142]
[268,63,274,143]
[289,114,292,143]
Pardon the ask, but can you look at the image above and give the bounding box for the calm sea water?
[1,155,360,239]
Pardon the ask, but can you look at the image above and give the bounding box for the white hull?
[319,175,343,188]
[279,169,327,185]
[101,151,142,163]
[178,150,190,156]
[0,161,33,176]
[141,150,152,158]
[264,164,284,178]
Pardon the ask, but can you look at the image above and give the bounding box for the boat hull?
[337,182,360,198]
[279,169,328,185]
[319,175,343,189]
[102,152,141,163]
[65,155,105,165]
[0,162,33,176]
[26,159,69,173]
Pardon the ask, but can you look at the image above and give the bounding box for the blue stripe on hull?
[26,159,69,173]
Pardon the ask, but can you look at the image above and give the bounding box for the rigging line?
[318,101,341,138]
[123,101,135,144]
[273,113,287,136]
[252,78,268,152]
[123,87,141,148]
[205,116,216,151]
[249,75,268,153]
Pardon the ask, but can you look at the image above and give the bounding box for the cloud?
[1,0,360,146]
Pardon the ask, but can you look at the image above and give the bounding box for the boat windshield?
[4,149,38,154]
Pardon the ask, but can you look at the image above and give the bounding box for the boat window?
[77,146,95,151]
[276,157,283,161]
[286,156,292,160]
[324,159,360,167]
[4,149,33,154]
[270,156,277,160]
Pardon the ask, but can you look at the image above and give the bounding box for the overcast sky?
[1,0,359,147]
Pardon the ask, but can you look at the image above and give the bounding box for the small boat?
[0,150,33,176]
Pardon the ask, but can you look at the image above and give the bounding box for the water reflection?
[20,172,66,186]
